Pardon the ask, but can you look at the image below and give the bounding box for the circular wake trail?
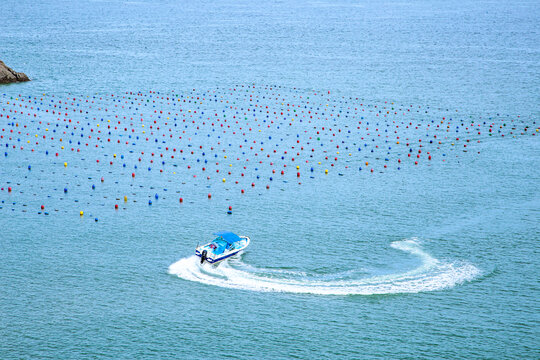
[168,238,481,295]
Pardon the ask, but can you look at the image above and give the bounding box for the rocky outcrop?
[0,60,30,84]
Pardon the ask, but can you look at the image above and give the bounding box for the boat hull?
[195,235,250,264]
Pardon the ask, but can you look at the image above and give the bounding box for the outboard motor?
[200,250,207,264]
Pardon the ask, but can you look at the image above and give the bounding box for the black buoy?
[200,250,207,264]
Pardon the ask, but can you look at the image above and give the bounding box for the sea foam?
[168,238,481,295]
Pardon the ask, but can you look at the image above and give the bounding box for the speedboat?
[195,231,250,264]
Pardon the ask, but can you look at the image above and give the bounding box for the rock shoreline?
[0,60,30,84]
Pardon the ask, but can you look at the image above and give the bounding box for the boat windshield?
[213,238,229,247]
[210,237,232,254]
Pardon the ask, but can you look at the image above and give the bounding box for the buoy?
[80,211,84,216]
[64,162,67,167]
[208,193,212,199]
[179,197,183,203]
[325,169,328,174]
[41,205,44,210]
[124,196,128,202]
[115,204,119,209]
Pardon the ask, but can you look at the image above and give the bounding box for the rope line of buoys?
[0,86,536,218]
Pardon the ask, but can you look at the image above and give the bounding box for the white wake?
[168,238,481,295]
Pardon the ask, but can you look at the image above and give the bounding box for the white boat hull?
[195,235,250,264]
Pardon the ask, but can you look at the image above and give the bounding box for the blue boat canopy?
[214,231,241,245]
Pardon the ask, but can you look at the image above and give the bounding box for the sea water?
[1,0,539,359]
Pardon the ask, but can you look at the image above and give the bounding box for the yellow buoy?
[124,196,128,202]
[222,178,226,183]
[80,211,84,216]
[64,162,67,167]
[325,169,328,174]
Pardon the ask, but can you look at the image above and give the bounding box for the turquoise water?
[1,0,539,359]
